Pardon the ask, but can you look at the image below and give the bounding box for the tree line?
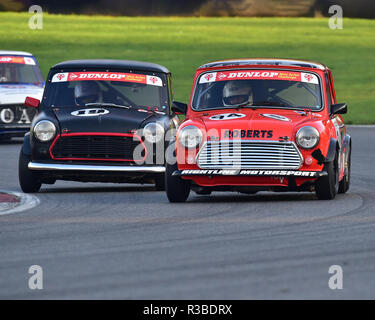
[1,0,373,18]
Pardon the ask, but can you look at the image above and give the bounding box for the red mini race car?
[165,59,351,202]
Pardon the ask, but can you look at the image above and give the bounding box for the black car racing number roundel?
[209,113,246,120]
[71,108,110,117]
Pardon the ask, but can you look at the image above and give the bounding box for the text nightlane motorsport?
[175,169,324,177]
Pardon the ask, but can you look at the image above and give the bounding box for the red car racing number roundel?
[199,70,319,84]
[209,113,246,120]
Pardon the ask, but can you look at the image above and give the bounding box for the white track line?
[0,190,40,216]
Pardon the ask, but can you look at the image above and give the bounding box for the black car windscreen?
[44,70,169,110]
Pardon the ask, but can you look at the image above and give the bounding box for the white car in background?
[0,50,44,141]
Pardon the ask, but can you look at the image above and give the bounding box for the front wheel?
[165,162,191,203]
[338,145,351,194]
[315,154,338,200]
[19,147,41,193]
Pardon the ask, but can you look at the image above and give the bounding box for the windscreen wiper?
[251,101,295,108]
[252,101,317,111]
[85,102,132,110]
[235,102,258,110]
[234,100,293,110]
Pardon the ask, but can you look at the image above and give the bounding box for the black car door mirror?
[331,103,347,115]
[172,101,187,114]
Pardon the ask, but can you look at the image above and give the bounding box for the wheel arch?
[325,138,339,163]
[22,132,32,156]
[342,134,352,153]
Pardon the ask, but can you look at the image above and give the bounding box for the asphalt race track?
[0,126,374,299]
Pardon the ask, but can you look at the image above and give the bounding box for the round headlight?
[178,125,203,149]
[296,126,320,149]
[143,122,164,143]
[34,120,56,142]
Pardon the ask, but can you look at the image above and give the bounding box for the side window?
[325,73,333,109]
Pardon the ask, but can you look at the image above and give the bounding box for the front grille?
[0,105,36,126]
[50,134,145,162]
[197,140,302,169]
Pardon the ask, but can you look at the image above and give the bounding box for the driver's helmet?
[74,81,101,106]
[222,81,253,107]
[0,65,9,82]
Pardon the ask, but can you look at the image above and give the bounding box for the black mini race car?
[18,59,186,193]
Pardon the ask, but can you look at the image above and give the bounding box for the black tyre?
[315,154,339,200]
[193,187,212,195]
[154,174,166,191]
[338,145,351,194]
[165,162,191,203]
[19,147,41,193]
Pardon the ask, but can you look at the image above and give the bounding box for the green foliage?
[0,13,374,123]
[0,0,25,12]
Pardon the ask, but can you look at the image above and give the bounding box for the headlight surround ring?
[143,122,165,143]
[178,125,203,149]
[296,126,320,149]
[34,120,56,142]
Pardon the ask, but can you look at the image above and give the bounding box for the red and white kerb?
[199,70,319,85]
[51,72,163,87]
[0,56,36,65]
